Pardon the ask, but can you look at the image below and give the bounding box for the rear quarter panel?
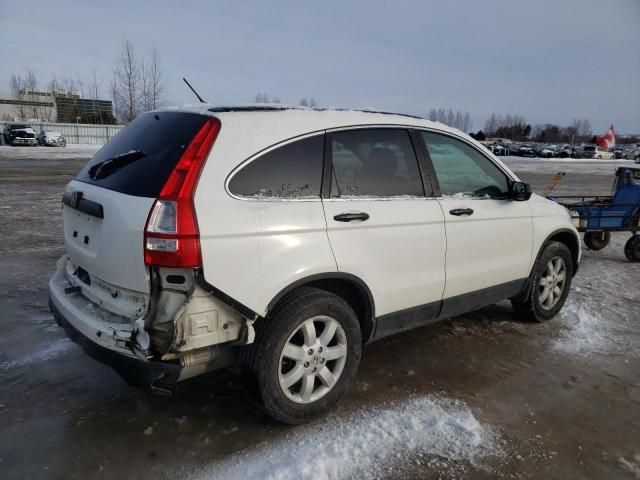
[195,124,337,317]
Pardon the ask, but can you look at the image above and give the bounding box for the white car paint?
[437,197,533,298]
[322,197,446,316]
[62,180,154,294]
[50,105,580,367]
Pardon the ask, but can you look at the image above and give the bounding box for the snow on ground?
[191,396,503,480]
[502,157,634,175]
[0,337,76,371]
[0,145,101,159]
[502,156,634,164]
[552,299,611,356]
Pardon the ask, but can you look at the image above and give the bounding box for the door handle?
[449,208,474,216]
[333,212,370,222]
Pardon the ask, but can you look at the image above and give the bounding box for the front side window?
[421,132,509,198]
[229,134,324,198]
[330,129,424,197]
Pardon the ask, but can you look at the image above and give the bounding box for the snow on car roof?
[206,103,425,120]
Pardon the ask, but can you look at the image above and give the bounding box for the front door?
[418,131,533,313]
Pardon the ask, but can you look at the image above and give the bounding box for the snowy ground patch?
[502,157,632,176]
[192,396,502,480]
[0,144,100,159]
[0,338,76,371]
[552,300,612,355]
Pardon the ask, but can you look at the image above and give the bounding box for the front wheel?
[624,236,640,262]
[512,241,574,322]
[584,231,610,251]
[249,287,362,424]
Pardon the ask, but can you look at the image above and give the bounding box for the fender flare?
[515,227,580,302]
[266,272,377,342]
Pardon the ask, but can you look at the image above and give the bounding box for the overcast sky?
[1,0,638,133]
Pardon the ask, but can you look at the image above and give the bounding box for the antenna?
[183,77,206,103]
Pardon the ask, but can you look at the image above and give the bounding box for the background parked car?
[581,145,615,160]
[556,145,574,158]
[511,144,536,157]
[3,123,38,146]
[488,144,510,156]
[37,131,67,147]
[534,145,556,158]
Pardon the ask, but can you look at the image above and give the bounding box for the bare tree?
[140,48,165,111]
[9,74,28,119]
[570,118,592,141]
[147,48,165,109]
[24,71,41,119]
[88,71,101,100]
[299,97,318,107]
[484,113,529,140]
[427,108,473,132]
[255,92,269,103]
[484,113,499,136]
[110,72,119,123]
[113,40,140,122]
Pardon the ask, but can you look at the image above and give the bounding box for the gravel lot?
[1,146,639,479]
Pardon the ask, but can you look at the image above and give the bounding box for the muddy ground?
[0,147,639,479]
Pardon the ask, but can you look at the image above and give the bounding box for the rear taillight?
[144,117,220,268]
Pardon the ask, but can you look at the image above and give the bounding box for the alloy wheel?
[538,256,567,309]
[278,315,347,404]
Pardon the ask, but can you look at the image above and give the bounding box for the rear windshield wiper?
[88,150,146,180]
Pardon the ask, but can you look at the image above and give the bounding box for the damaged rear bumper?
[50,298,182,387]
[49,258,183,388]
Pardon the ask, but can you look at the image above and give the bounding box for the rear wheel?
[512,241,573,322]
[249,288,361,424]
[624,236,640,262]
[584,231,610,251]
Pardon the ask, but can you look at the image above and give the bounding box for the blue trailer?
[550,166,640,262]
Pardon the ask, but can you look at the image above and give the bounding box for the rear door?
[418,131,532,311]
[322,128,446,325]
[64,111,211,294]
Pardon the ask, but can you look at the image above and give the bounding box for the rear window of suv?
[75,112,209,198]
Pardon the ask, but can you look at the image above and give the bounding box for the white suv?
[49,106,580,423]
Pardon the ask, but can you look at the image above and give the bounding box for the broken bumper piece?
[49,298,182,388]
[48,261,182,388]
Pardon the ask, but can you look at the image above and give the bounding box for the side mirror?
[510,181,532,201]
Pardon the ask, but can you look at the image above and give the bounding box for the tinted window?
[229,135,324,198]
[421,132,509,198]
[76,112,209,198]
[330,129,424,197]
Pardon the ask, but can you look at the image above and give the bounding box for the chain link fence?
[1,121,123,145]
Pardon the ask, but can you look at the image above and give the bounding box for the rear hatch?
[63,111,212,297]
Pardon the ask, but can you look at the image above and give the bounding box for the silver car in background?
[37,131,67,147]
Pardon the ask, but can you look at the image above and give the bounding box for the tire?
[248,287,361,424]
[624,236,640,262]
[584,231,610,251]
[512,241,574,322]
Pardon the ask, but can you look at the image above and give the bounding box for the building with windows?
[0,90,56,122]
[0,90,115,124]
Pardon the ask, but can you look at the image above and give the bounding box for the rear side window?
[228,135,324,198]
[75,112,209,198]
[330,129,424,197]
